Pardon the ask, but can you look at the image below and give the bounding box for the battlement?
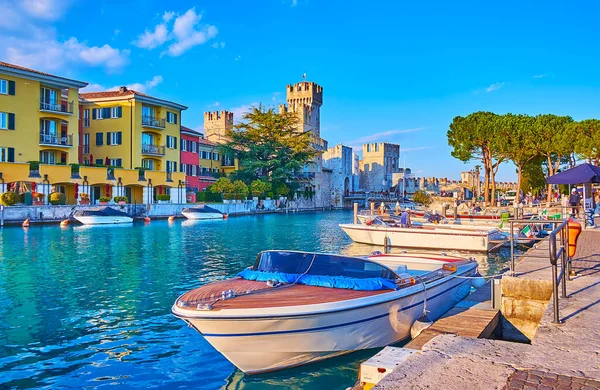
[286,81,323,105]
[204,110,234,123]
[362,142,400,156]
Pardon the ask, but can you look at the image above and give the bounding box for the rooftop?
[181,125,204,137]
[80,87,187,111]
[0,61,88,88]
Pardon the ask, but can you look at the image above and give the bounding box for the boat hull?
[181,212,223,220]
[73,216,133,225]
[174,268,475,374]
[340,223,494,252]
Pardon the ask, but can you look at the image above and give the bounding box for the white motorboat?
[172,250,477,374]
[73,206,133,225]
[340,220,503,252]
[181,205,224,220]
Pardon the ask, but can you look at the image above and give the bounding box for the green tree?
[573,119,600,165]
[231,180,249,198]
[532,114,574,202]
[219,105,318,182]
[209,177,234,195]
[250,179,271,197]
[521,157,547,196]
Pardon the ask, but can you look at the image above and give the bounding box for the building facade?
[203,110,237,174]
[323,143,354,208]
[0,62,88,166]
[359,142,400,192]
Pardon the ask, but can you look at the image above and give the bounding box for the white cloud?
[211,41,225,49]
[64,38,130,69]
[485,82,505,93]
[134,8,218,57]
[133,24,169,49]
[80,83,106,93]
[21,0,72,21]
[345,127,425,146]
[82,76,163,94]
[272,91,280,101]
[235,55,242,61]
[229,103,257,122]
[291,0,298,6]
[146,75,163,88]
[532,74,547,79]
[402,146,433,152]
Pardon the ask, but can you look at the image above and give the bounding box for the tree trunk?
[516,165,522,205]
[483,159,490,204]
[546,154,555,203]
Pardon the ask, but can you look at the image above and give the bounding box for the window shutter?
[117,106,122,118]
[174,136,177,149]
[117,132,122,145]
[8,81,15,95]
[174,113,178,124]
[106,132,111,145]
[7,113,15,130]
[180,138,184,150]
[174,162,178,172]
[96,132,103,146]
[92,109,97,119]
[7,147,14,162]
[103,107,110,118]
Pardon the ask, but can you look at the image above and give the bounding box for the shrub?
[209,192,222,202]
[231,180,249,198]
[274,183,290,197]
[49,192,66,205]
[79,193,90,201]
[0,191,19,206]
[412,190,432,206]
[32,192,45,201]
[113,196,128,203]
[265,191,274,199]
[157,194,171,201]
[98,196,111,203]
[250,180,271,197]
[196,191,207,202]
[209,177,234,194]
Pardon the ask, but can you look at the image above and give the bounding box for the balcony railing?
[294,171,316,180]
[141,144,166,156]
[40,100,74,114]
[142,115,166,129]
[221,157,235,167]
[39,133,73,147]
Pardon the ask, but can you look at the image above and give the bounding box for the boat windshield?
[253,251,397,280]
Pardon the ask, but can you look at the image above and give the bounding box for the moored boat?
[181,205,224,220]
[172,250,477,374]
[73,206,133,225]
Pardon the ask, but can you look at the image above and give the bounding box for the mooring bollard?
[353,202,358,224]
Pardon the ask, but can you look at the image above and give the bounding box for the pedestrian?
[594,191,600,217]
[400,207,412,228]
[569,188,581,218]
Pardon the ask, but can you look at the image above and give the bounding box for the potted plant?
[0,191,19,206]
[48,192,66,205]
[113,196,128,205]
[32,192,45,205]
[79,193,90,205]
[157,194,170,204]
[98,196,111,205]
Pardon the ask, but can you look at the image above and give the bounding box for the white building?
[323,143,354,208]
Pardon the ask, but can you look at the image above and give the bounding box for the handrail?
[508,218,570,324]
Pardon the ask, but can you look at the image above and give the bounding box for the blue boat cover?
[237,268,397,291]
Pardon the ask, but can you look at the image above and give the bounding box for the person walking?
[594,191,600,217]
[400,207,412,228]
[569,188,581,218]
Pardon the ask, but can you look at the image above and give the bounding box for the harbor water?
[0,210,516,389]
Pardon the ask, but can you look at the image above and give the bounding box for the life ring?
[568,218,582,257]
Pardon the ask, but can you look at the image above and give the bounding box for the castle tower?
[281,81,323,138]
[203,111,234,144]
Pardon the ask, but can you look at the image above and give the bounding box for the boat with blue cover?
[181,205,224,220]
[73,206,133,225]
[172,250,477,374]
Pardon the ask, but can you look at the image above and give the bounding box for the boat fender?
[568,219,582,257]
[168,216,175,222]
[365,219,374,226]
[410,314,434,339]
[471,277,486,289]
[60,219,69,227]
[223,214,229,220]
[266,280,282,288]
[22,218,30,227]
[144,217,151,223]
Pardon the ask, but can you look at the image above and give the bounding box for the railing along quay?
[508,219,571,324]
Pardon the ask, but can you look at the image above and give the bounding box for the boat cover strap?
[237,268,397,291]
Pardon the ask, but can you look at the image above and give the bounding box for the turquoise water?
[0,211,513,389]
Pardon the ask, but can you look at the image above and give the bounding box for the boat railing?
[508,218,571,324]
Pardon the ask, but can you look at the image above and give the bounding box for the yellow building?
[80,87,187,172]
[0,61,88,165]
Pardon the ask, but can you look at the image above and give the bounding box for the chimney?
[119,86,128,93]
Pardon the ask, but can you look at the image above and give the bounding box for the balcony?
[40,100,74,115]
[294,171,316,180]
[141,144,166,156]
[39,133,73,148]
[221,156,235,167]
[142,115,166,129]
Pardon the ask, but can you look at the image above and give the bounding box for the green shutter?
[92,109,97,119]
[174,136,177,149]
[174,113,178,124]
[106,132,111,145]
[7,113,15,130]
[117,106,122,118]
[8,81,15,95]
[117,132,122,145]
[7,147,14,162]
[103,107,110,118]
[96,132,103,146]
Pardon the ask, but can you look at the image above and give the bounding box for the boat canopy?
[237,251,399,291]
[73,207,129,217]
[182,205,222,214]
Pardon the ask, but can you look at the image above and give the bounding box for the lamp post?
[147,178,153,204]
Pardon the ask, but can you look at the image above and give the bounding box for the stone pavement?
[376,229,600,390]
[506,370,600,390]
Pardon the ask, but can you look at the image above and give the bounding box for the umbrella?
[105,184,110,196]
[89,154,94,166]
[105,157,110,166]
[74,183,79,199]
[547,163,600,184]
[159,186,163,195]
[31,182,36,192]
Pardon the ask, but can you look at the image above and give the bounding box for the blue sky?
[1,0,599,181]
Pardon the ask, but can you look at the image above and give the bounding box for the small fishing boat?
[340,220,504,252]
[73,206,133,225]
[172,250,477,374]
[181,205,224,220]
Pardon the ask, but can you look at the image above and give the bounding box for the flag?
[522,225,533,238]
[302,73,306,79]
[498,220,503,230]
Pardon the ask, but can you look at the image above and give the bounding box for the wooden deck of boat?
[177,278,392,311]
[405,282,500,350]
